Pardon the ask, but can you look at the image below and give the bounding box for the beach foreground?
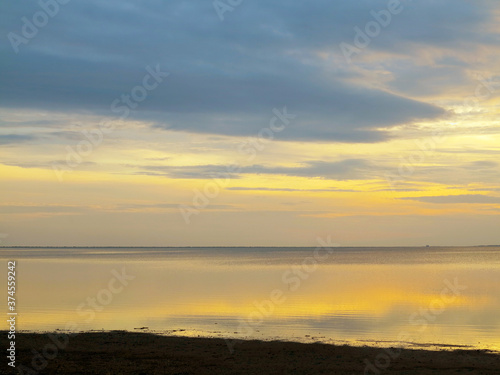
[2,331,499,374]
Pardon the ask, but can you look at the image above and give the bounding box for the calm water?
[1,246,499,351]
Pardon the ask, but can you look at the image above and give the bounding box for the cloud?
[0,0,464,143]
[242,159,375,179]
[137,159,375,180]
[113,203,233,211]
[463,160,498,169]
[0,203,233,215]
[469,188,500,192]
[387,64,471,97]
[1,160,95,169]
[0,205,91,214]
[438,148,500,155]
[0,118,64,128]
[227,187,359,192]
[137,164,242,180]
[0,134,36,145]
[401,194,500,204]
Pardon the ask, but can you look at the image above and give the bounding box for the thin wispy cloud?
[136,159,374,180]
[401,194,500,204]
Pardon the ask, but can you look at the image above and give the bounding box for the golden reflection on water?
[4,248,500,350]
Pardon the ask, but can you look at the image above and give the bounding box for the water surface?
[1,246,499,350]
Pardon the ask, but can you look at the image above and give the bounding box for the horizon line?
[1,245,499,249]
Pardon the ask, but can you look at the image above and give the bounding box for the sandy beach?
[2,331,499,374]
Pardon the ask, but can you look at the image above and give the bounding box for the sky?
[1,0,500,246]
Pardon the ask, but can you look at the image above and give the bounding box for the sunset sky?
[1,0,500,246]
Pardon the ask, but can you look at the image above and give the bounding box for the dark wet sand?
[2,331,499,374]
